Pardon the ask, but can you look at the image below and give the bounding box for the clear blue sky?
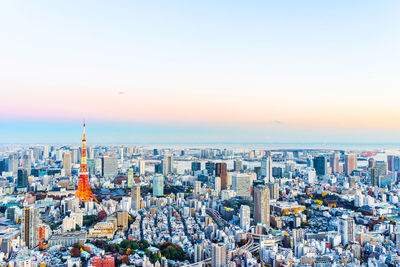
[1,1,400,143]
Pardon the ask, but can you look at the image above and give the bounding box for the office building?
[127,168,134,188]
[375,161,388,177]
[313,156,328,176]
[330,152,340,174]
[211,243,226,267]
[22,206,40,249]
[162,154,174,175]
[191,162,201,172]
[17,169,28,189]
[8,153,18,176]
[138,159,146,176]
[131,185,141,210]
[153,174,164,197]
[267,182,279,200]
[338,216,355,246]
[261,154,273,183]
[205,161,215,176]
[232,173,252,198]
[215,163,227,190]
[344,154,357,176]
[117,211,129,230]
[102,156,118,178]
[22,154,31,175]
[240,205,250,230]
[234,160,243,172]
[254,185,270,227]
[63,151,72,177]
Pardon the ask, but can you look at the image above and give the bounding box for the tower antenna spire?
[75,121,97,202]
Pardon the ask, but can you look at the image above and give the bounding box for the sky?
[1,1,400,144]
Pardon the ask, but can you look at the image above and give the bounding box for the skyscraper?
[162,154,174,175]
[7,153,18,176]
[267,182,279,200]
[232,173,252,198]
[102,156,118,178]
[63,151,72,177]
[261,154,273,183]
[153,174,164,197]
[22,206,39,249]
[313,156,328,176]
[254,185,270,227]
[338,216,355,246]
[127,168,134,188]
[138,159,146,176]
[191,162,201,172]
[344,154,357,176]
[211,243,226,267]
[234,160,243,172]
[75,123,98,202]
[240,205,250,230]
[17,169,28,189]
[22,154,31,175]
[215,163,227,190]
[131,185,141,210]
[330,152,340,174]
[205,161,215,176]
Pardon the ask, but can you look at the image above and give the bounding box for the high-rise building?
[267,182,279,200]
[22,154,31,175]
[63,151,72,177]
[191,162,201,172]
[392,156,400,172]
[215,163,227,190]
[205,161,215,176]
[232,173,252,198]
[330,152,340,174]
[131,185,141,210]
[194,181,202,197]
[338,216,355,246]
[368,158,375,168]
[214,176,221,193]
[194,243,204,262]
[388,155,394,172]
[211,243,226,267]
[313,156,328,176]
[234,160,243,172]
[75,123,98,202]
[117,211,129,231]
[153,174,164,197]
[22,206,39,249]
[71,147,79,164]
[138,159,146,176]
[261,154,273,183]
[102,156,118,178]
[344,154,357,176]
[127,168,134,188]
[162,155,174,175]
[7,153,18,176]
[17,169,28,189]
[254,185,270,227]
[240,205,250,230]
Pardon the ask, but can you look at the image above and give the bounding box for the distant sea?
[142,143,400,151]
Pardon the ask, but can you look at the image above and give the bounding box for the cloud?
[273,120,283,124]
[118,91,125,95]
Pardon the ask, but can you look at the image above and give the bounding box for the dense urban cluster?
[1,128,400,266]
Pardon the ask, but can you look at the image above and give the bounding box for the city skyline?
[1,1,400,143]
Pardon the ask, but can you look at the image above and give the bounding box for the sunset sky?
[1,1,400,143]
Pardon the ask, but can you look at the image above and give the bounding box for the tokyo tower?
[75,122,98,202]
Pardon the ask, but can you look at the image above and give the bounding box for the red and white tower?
[75,122,98,202]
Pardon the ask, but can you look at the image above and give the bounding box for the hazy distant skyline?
[1,1,400,143]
